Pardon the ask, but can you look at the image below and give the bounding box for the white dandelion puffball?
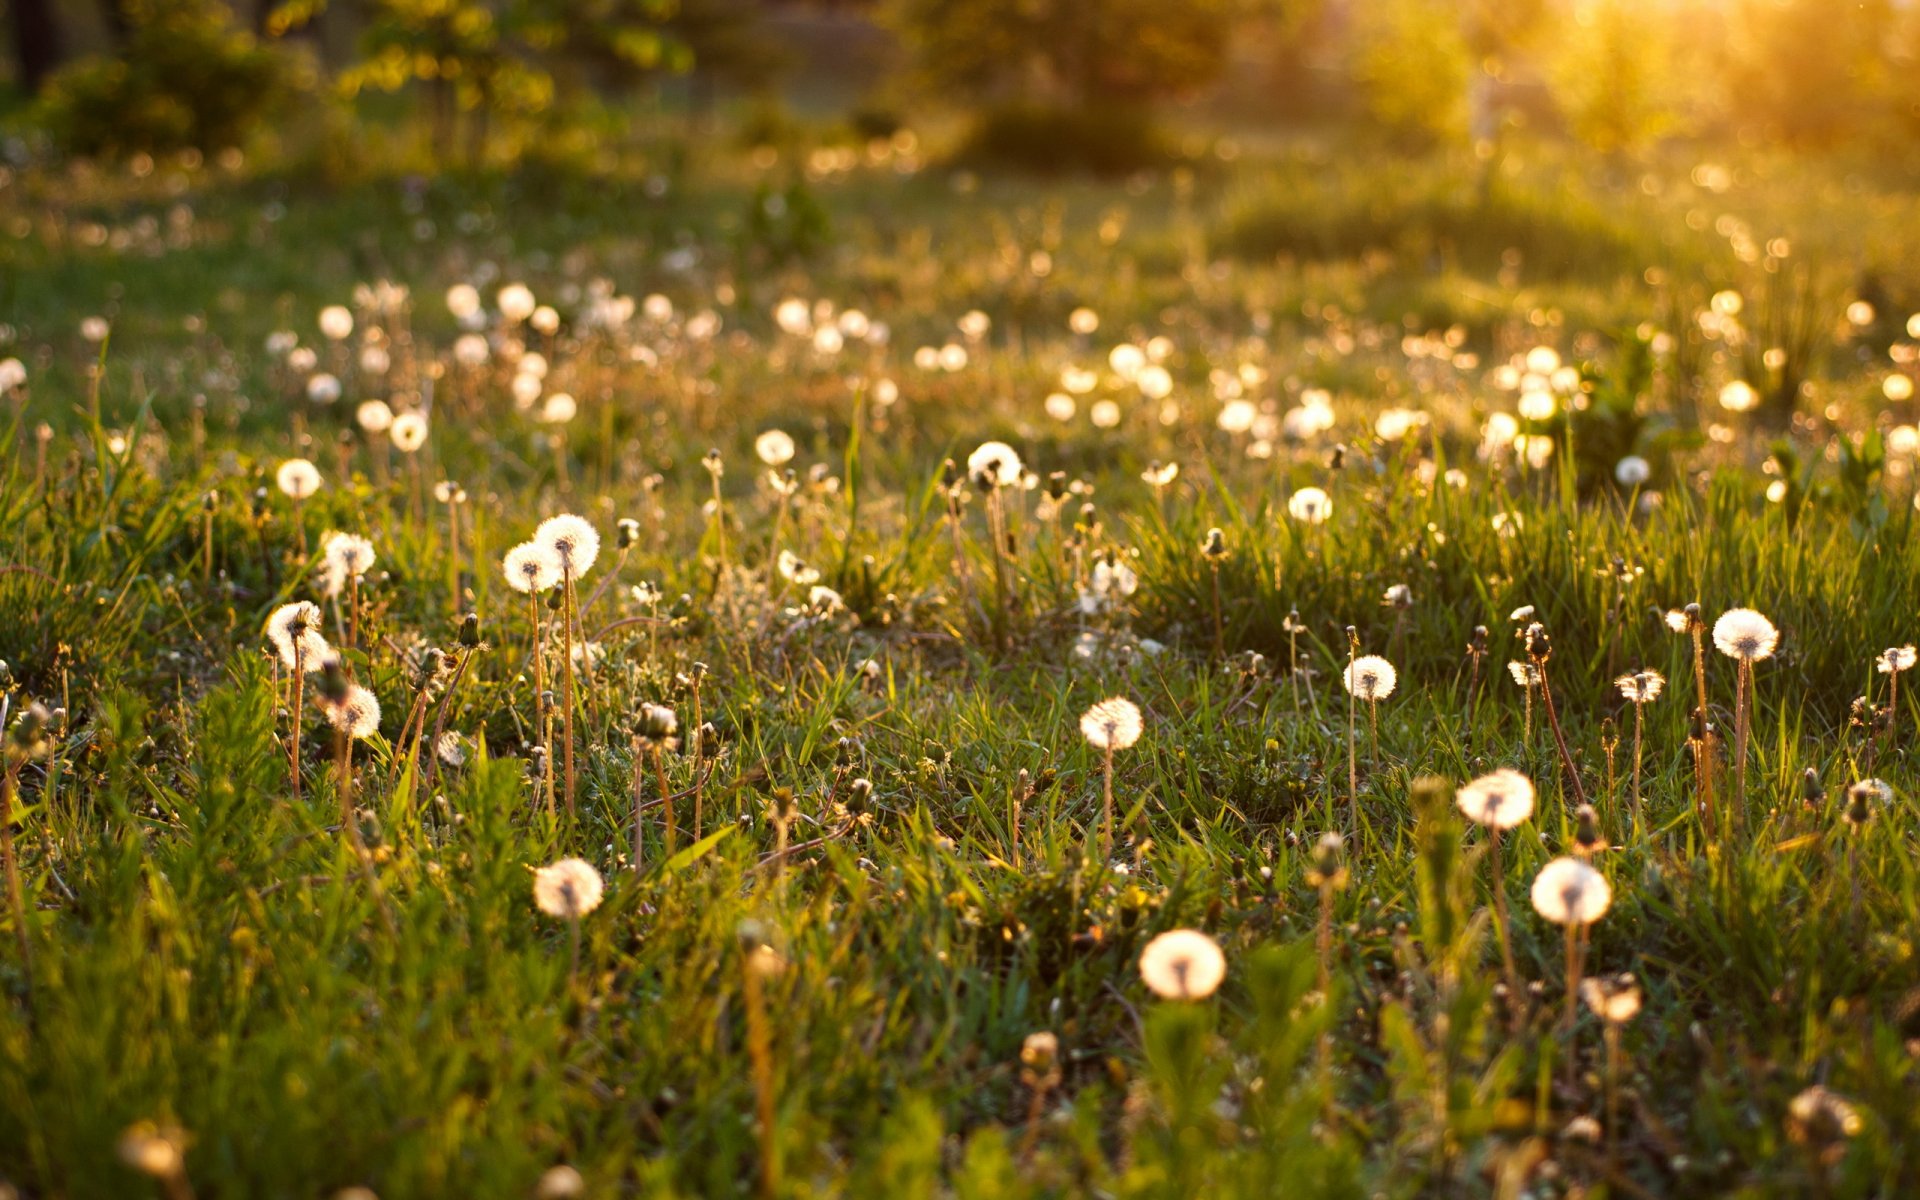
[756,429,796,466]
[1455,769,1535,830]
[967,440,1024,487]
[503,541,563,594]
[318,305,354,340]
[265,602,330,671]
[1877,646,1916,674]
[533,858,605,919]
[1288,487,1332,525]
[326,685,382,740]
[355,399,394,433]
[445,283,481,320]
[1138,929,1226,1001]
[321,532,376,590]
[390,412,428,453]
[306,373,342,405]
[1615,670,1665,703]
[1614,455,1651,486]
[1079,697,1143,751]
[498,283,537,323]
[1718,380,1759,413]
[1712,608,1780,662]
[1530,857,1612,927]
[1343,655,1397,701]
[276,458,322,500]
[535,514,601,578]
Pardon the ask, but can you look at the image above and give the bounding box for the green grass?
[1,129,1919,1198]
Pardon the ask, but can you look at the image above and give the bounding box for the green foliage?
[1350,0,1472,148]
[959,103,1177,176]
[887,0,1238,109]
[35,0,311,159]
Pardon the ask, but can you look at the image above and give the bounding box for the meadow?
[1,128,1919,1198]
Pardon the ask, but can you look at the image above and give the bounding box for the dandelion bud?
[633,702,678,745]
[6,701,52,762]
[1408,775,1450,821]
[1200,527,1227,560]
[1327,444,1346,470]
[317,655,350,706]
[1844,780,1887,829]
[1045,471,1068,501]
[616,518,641,549]
[1785,1086,1863,1165]
[1599,716,1618,752]
[414,648,445,689]
[457,612,480,648]
[1020,1030,1059,1075]
[1573,804,1605,856]
[1800,768,1825,810]
[702,448,725,478]
[535,1166,586,1200]
[1469,625,1488,654]
[847,777,873,813]
[1306,831,1348,890]
[695,721,720,759]
[1689,706,1712,742]
[1524,622,1551,661]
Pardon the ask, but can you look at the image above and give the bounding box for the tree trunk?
[8,0,63,95]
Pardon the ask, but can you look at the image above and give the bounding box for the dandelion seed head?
[966,440,1024,487]
[535,515,601,578]
[1529,857,1611,926]
[756,429,796,466]
[533,857,605,919]
[1615,669,1665,703]
[1712,608,1780,661]
[276,458,322,500]
[1614,455,1651,486]
[265,601,330,671]
[1343,655,1397,701]
[503,541,563,594]
[1455,768,1535,830]
[1138,928,1226,1000]
[1287,486,1332,524]
[390,412,428,453]
[1079,697,1143,751]
[1580,973,1643,1024]
[1877,645,1916,674]
[325,685,382,740]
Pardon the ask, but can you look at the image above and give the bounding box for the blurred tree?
[1546,0,1687,159]
[1350,0,1471,148]
[1723,0,1897,148]
[35,0,308,155]
[7,0,64,94]
[885,0,1239,110]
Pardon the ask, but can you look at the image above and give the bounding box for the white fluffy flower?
[966,441,1024,487]
[533,858,605,919]
[1138,929,1226,1000]
[325,684,382,740]
[1287,486,1332,525]
[1343,655,1397,701]
[1455,768,1535,830]
[1530,858,1612,926]
[503,541,563,594]
[276,458,322,500]
[1079,697,1143,751]
[1712,608,1779,662]
[535,514,601,579]
[264,602,329,671]
[756,429,796,466]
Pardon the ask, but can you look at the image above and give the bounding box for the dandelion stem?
[1535,661,1589,808]
[744,954,780,1200]
[1100,742,1115,861]
[1490,832,1522,1026]
[289,646,306,806]
[560,570,580,821]
[1733,659,1751,837]
[654,742,675,856]
[1630,701,1645,834]
[2,761,32,985]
